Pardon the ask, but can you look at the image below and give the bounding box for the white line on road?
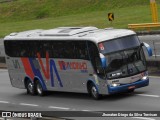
[155,42,160,45]
[81,110,103,115]
[132,117,155,120]
[149,76,160,79]
[19,103,39,107]
[0,69,8,72]
[0,118,12,120]
[82,109,93,112]
[136,94,160,98]
[48,106,70,110]
[0,101,10,104]
[0,118,13,120]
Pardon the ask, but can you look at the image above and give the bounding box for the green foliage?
[0,0,160,37]
[0,0,155,22]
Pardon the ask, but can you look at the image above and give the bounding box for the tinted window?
[88,41,101,72]
[4,40,89,60]
[99,35,140,54]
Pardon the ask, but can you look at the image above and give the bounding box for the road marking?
[155,42,160,45]
[0,118,12,120]
[0,69,8,72]
[0,101,10,104]
[82,109,92,112]
[19,103,39,107]
[136,94,160,98]
[48,106,70,110]
[133,117,155,120]
[81,110,103,115]
[149,76,160,79]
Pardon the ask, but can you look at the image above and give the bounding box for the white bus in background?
[4,27,152,100]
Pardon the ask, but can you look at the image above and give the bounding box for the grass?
[0,0,160,38]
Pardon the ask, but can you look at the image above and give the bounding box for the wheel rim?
[37,83,42,95]
[91,86,98,98]
[28,82,33,93]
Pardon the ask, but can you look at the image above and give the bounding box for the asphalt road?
[0,69,160,120]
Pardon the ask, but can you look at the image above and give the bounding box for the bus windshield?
[99,36,147,80]
[105,47,147,79]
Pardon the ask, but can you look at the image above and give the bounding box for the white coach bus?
[4,27,152,99]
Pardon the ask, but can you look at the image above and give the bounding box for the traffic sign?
[108,13,114,21]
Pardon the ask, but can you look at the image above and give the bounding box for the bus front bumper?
[108,79,149,94]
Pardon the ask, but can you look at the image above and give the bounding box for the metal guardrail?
[128,23,160,30]
[139,35,160,76]
[139,35,160,61]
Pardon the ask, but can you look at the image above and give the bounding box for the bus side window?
[73,41,89,60]
[87,41,102,74]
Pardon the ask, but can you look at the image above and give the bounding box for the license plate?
[128,86,135,89]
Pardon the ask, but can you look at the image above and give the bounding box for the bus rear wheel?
[26,81,36,95]
[35,81,45,96]
[89,83,101,100]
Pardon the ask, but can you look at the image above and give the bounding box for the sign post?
[150,0,158,23]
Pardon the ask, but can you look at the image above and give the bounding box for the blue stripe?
[29,58,47,90]
[50,60,63,87]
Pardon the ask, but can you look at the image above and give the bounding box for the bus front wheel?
[35,81,45,96]
[126,89,135,93]
[89,83,101,100]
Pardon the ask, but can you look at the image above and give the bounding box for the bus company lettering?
[58,61,87,71]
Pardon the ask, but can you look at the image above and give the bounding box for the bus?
[4,27,152,99]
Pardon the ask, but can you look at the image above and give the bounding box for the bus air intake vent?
[40,27,98,36]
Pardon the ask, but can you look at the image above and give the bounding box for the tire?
[89,83,101,100]
[126,89,135,93]
[35,81,45,96]
[26,80,36,95]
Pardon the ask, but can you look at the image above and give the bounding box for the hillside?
[0,0,160,37]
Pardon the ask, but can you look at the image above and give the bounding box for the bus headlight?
[111,83,120,87]
[142,76,148,80]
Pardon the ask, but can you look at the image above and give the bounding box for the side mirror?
[99,53,107,68]
[141,42,152,57]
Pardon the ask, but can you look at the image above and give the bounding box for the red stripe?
[58,61,63,70]
[21,58,34,80]
[37,52,50,80]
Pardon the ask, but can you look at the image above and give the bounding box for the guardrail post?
[153,41,157,59]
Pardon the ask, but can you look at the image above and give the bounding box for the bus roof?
[4,27,136,43]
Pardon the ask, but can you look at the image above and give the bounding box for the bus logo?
[99,43,104,50]
[58,61,88,72]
